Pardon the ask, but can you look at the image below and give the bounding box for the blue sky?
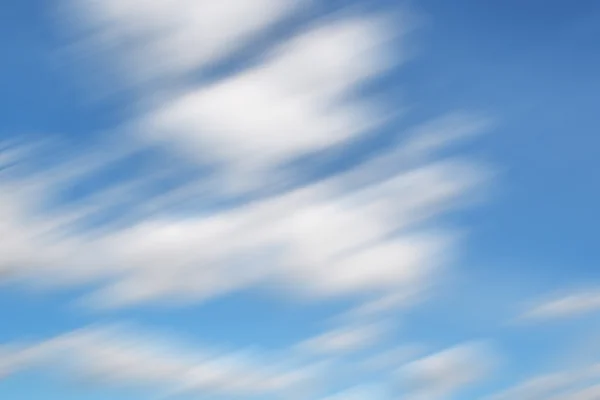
[1,0,600,399]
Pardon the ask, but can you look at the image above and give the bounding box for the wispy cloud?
[520,288,600,321]
[0,324,327,398]
[397,341,498,399]
[297,322,388,355]
[66,0,307,82]
[485,363,600,400]
[0,114,490,310]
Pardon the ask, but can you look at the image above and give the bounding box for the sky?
[1,0,600,399]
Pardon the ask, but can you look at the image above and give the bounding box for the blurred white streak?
[401,112,492,158]
[362,344,427,372]
[397,341,498,399]
[485,363,600,400]
[66,0,307,82]
[297,323,388,355]
[321,384,388,400]
[520,288,600,321]
[0,324,324,398]
[485,372,577,400]
[552,384,600,400]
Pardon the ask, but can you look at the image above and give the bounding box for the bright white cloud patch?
[65,0,407,191]
[140,15,396,189]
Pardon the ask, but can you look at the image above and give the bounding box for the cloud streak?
[0,115,490,311]
[0,324,326,398]
[397,341,498,399]
[521,288,600,321]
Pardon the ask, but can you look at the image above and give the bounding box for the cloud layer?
[0,1,542,399]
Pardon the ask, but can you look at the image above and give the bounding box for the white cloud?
[139,15,397,190]
[0,325,324,397]
[485,372,577,400]
[0,0,492,315]
[68,0,306,81]
[0,186,86,281]
[362,344,426,372]
[0,113,489,311]
[485,362,600,400]
[80,153,485,308]
[321,384,388,400]
[0,2,505,398]
[521,289,600,321]
[397,341,498,399]
[553,384,600,400]
[298,323,388,355]
[341,291,425,319]
[65,3,406,192]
